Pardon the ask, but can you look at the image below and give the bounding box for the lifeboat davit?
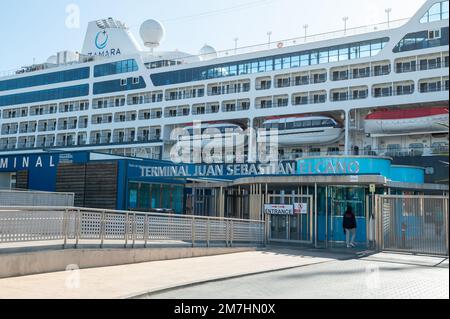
[261,116,344,146]
[365,107,449,135]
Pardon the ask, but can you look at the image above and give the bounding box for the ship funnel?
[81,18,142,56]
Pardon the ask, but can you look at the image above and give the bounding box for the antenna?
[303,24,309,42]
[385,8,392,28]
[342,16,349,35]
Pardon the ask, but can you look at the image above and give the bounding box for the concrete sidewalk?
[0,249,339,299]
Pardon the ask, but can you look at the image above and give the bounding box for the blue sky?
[0,0,426,72]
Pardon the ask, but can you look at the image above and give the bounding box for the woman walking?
[343,205,357,248]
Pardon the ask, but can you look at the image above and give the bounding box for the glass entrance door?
[271,215,288,240]
[327,186,367,245]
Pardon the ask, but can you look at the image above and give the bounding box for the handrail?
[0,206,265,248]
[0,206,265,223]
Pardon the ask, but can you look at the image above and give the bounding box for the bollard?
[401,222,407,249]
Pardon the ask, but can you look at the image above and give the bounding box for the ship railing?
[156,17,410,66]
[396,61,446,74]
[207,87,250,96]
[192,108,220,115]
[420,86,445,93]
[0,17,412,78]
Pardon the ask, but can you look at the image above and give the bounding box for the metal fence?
[375,195,449,256]
[0,207,265,249]
[0,190,74,207]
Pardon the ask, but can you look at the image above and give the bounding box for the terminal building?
[0,150,447,246]
[0,0,448,246]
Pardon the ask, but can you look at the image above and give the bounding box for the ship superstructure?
[0,0,448,166]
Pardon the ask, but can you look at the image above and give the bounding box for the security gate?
[375,195,449,256]
[266,194,314,244]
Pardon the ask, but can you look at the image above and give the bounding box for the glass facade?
[0,84,89,107]
[0,67,90,92]
[393,27,449,53]
[93,76,146,95]
[128,182,185,214]
[94,59,139,77]
[420,1,449,23]
[150,37,390,86]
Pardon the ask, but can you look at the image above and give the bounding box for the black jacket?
[343,211,357,229]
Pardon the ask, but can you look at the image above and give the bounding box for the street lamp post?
[343,16,349,35]
[267,31,272,49]
[385,8,392,28]
[233,37,239,54]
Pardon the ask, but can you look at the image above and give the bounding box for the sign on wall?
[264,204,294,215]
[294,203,308,215]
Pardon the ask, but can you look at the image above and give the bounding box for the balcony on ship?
[164,105,190,118]
[138,108,163,120]
[207,80,250,96]
[137,126,161,142]
[222,99,250,112]
[127,91,163,105]
[255,95,289,109]
[192,103,220,115]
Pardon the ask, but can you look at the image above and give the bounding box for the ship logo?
[95,30,109,50]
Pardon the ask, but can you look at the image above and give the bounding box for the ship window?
[360,43,371,57]
[329,49,339,63]
[319,50,329,64]
[311,120,322,127]
[309,148,321,156]
[339,47,349,61]
[0,68,90,92]
[310,52,319,65]
[0,85,89,107]
[293,121,304,128]
[150,37,389,86]
[300,54,310,66]
[291,55,300,67]
[94,59,138,77]
[393,27,448,53]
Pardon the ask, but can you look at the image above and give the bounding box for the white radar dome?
[199,44,217,61]
[140,19,165,49]
[46,55,57,64]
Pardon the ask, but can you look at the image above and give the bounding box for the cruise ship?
[0,0,448,177]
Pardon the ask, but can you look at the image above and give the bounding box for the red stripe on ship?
[366,107,448,120]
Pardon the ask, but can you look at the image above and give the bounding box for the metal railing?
[0,190,74,207]
[0,207,265,249]
[375,195,449,256]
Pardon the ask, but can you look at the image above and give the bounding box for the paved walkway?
[0,249,341,299]
[0,248,446,299]
[146,253,449,299]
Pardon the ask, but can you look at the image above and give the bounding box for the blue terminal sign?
[129,156,425,184]
[297,157,391,176]
[296,157,425,183]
